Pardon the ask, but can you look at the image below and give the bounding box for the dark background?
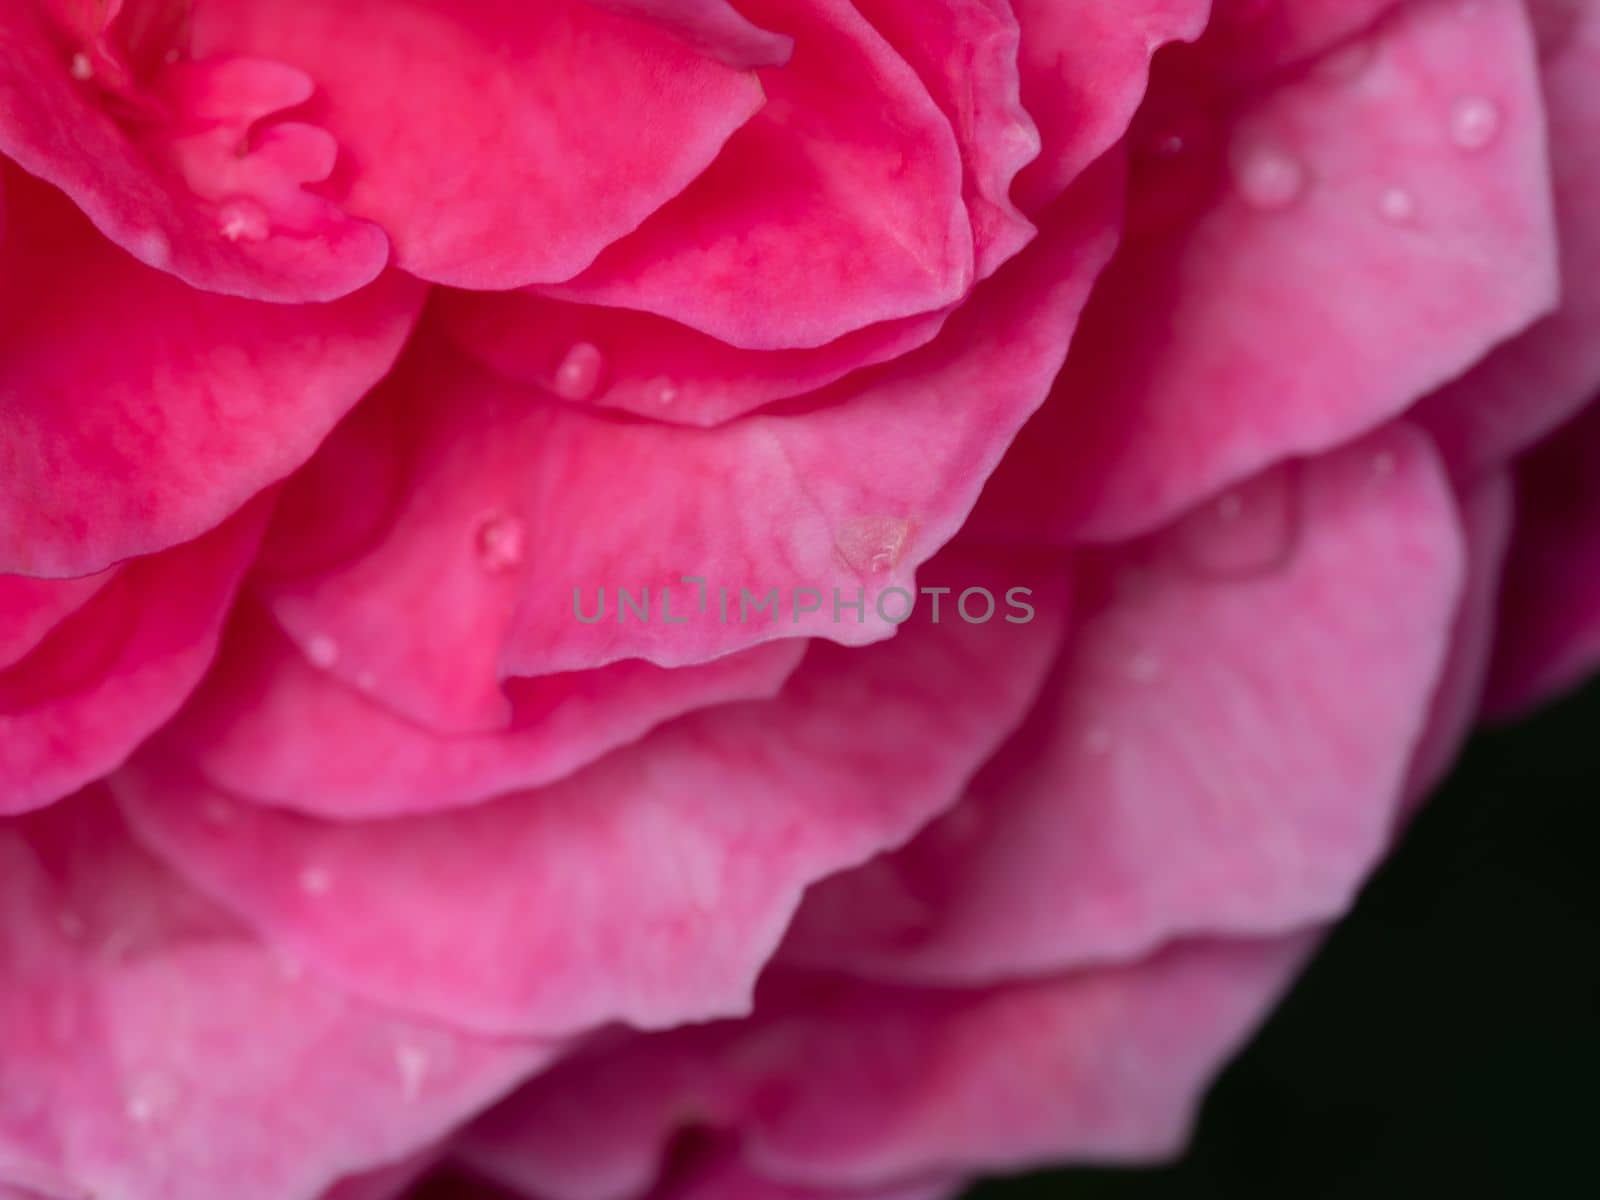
[968,675,1600,1198]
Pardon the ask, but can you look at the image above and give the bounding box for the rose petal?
[0,501,269,816]
[0,168,423,579]
[115,555,1067,1036]
[161,601,805,818]
[458,938,1311,1199]
[0,5,389,302]
[538,0,973,349]
[0,792,548,1200]
[783,425,1462,984]
[1414,0,1600,476]
[978,0,1557,544]
[190,0,767,290]
[581,0,795,68]
[257,167,1119,732]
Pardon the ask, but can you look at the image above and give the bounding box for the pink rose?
[2,0,1597,1196]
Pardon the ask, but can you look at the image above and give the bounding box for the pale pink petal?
[0,502,269,816]
[784,426,1462,984]
[1485,402,1600,714]
[538,0,973,349]
[160,601,804,818]
[979,0,1557,544]
[459,939,1311,1198]
[1402,470,1515,803]
[0,168,423,579]
[0,4,389,302]
[257,169,1119,732]
[1414,0,1600,476]
[190,0,767,290]
[0,792,549,1200]
[115,556,1067,1036]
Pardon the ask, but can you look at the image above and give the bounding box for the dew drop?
[474,512,527,574]
[217,197,271,243]
[276,953,305,982]
[394,1044,430,1100]
[836,516,911,575]
[656,380,680,406]
[1378,186,1417,224]
[124,1075,176,1126]
[1173,464,1301,580]
[1231,142,1306,210]
[1126,651,1164,684]
[69,53,94,81]
[305,634,339,670]
[1449,95,1501,151]
[298,865,333,896]
[551,342,605,401]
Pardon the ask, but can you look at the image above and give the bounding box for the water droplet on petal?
[474,512,527,574]
[1313,37,1376,83]
[1449,96,1501,151]
[217,197,271,243]
[1126,651,1164,683]
[298,865,333,896]
[70,53,94,81]
[305,634,339,670]
[1127,112,1224,235]
[394,1044,429,1100]
[656,380,680,406]
[551,342,605,401]
[1174,464,1301,580]
[1378,186,1417,224]
[836,516,911,575]
[1232,142,1307,210]
[124,1075,176,1125]
[276,953,305,982]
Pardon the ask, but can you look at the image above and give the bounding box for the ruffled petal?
[0,501,269,816]
[190,0,768,290]
[257,170,1118,732]
[114,555,1067,1037]
[0,3,390,301]
[0,168,423,578]
[538,0,973,349]
[581,0,795,68]
[978,0,1557,543]
[458,939,1311,1198]
[1414,0,1600,476]
[0,792,548,1200]
[160,601,805,818]
[783,426,1462,984]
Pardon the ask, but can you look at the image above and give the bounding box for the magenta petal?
[0,792,549,1200]
[539,0,974,349]
[1414,0,1600,476]
[0,169,423,579]
[0,6,389,302]
[1009,0,1209,213]
[581,0,796,68]
[1402,470,1514,804]
[258,171,1118,732]
[783,426,1462,985]
[436,289,953,427]
[459,939,1310,1198]
[190,0,767,290]
[1485,402,1600,714]
[0,502,269,816]
[114,558,1067,1036]
[644,1148,957,1200]
[980,0,1558,544]
[161,602,805,818]
[0,571,116,672]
